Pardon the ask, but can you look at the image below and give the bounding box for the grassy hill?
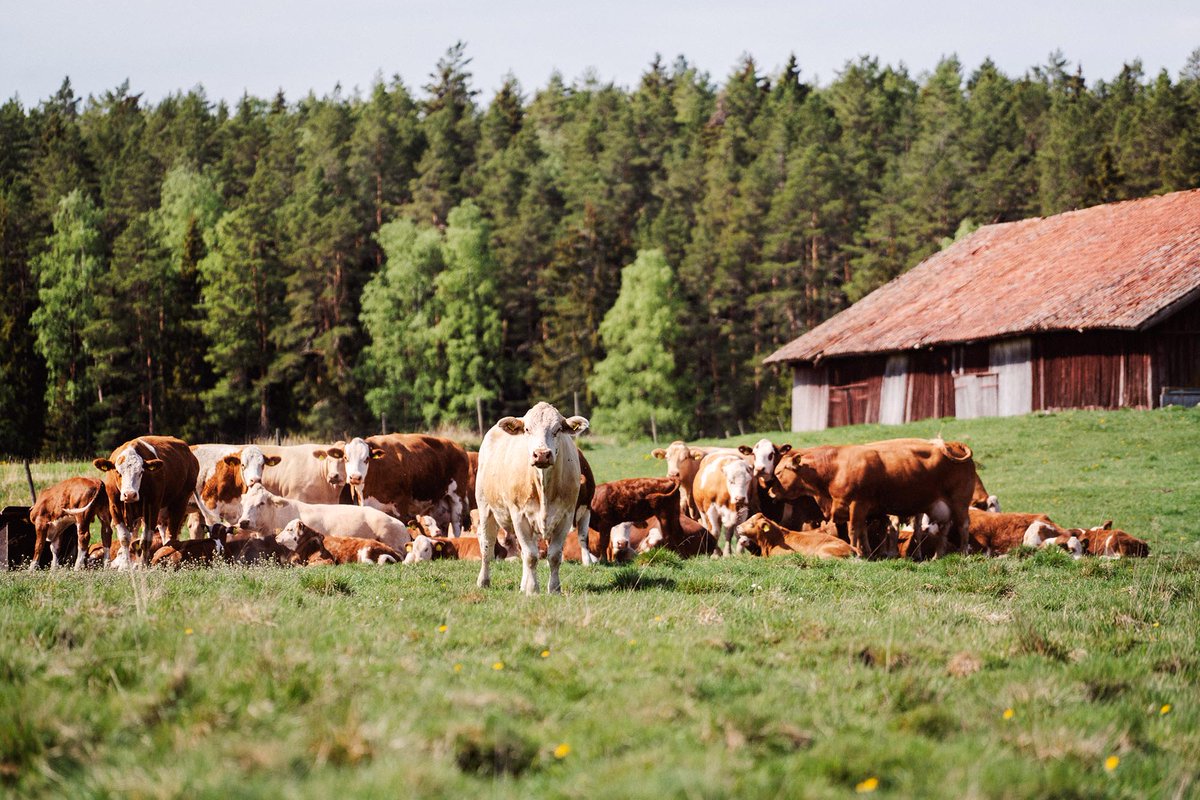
[1,408,1198,797]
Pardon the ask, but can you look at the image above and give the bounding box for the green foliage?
[591,249,687,439]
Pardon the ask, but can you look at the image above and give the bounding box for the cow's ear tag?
[434,543,442,552]
[405,542,413,552]
[761,522,770,533]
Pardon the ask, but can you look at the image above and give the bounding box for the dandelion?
[628,638,637,646]
[184,628,194,636]
[1002,708,1014,720]
[540,650,550,658]
[1160,704,1171,715]
[492,661,505,671]
[453,663,463,673]
[654,615,663,622]
[855,776,879,793]
[1104,755,1119,772]
[1152,622,1160,628]
[437,625,448,633]
[553,743,571,759]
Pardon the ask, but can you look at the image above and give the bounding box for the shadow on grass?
[593,566,678,592]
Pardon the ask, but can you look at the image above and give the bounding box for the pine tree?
[408,42,480,225]
[590,249,686,439]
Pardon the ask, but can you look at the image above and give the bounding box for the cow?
[150,524,229,569]
[771,438,977,559]
[587,477,683,563]
[651,441,739,519]
[335,435,472,537]
[235,484,412,551]
[971,471,1001,512]
[223,531,291,566]
[735,513,857,559]
[200,443,340,524]
[28,476,112,570]
[692,451,755,556]
[966,507,1057,556]
[92,436,199,569]
[276,519,402,565]
[404,533,509,563]
[639,512,720,558]
[475,402,589,595]
[740,438,825,531]
[1075,521,1150,558]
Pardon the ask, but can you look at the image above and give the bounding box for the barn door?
[990,337,1033,416]
[879,354,909,425]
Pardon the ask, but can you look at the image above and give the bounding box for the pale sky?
[3,1,1198,106]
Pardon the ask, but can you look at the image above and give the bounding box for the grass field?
[2,407,1198,798]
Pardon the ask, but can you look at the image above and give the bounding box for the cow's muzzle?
[531,449,554,469]
[238,520,253,531]
[328,476,344,487]
[348,474,363,486]
[121,490,139,503]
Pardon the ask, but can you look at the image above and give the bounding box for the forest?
[1,44,1198,457]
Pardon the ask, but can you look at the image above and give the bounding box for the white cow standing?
[476,402,589,595]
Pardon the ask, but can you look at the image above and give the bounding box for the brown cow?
[651,441,739,519]
[150,524,230,569]
[404,533,509,562]
[588,477,682,563]
[223,532,291,565]
[966,507,1057,556]
[771,438,977,558]
[93,436,199,569]
[735,513,857,559]
[28,476,112,570]
[1075,521,1150,558]
[638,512,720,558]
[276,519,402,565]
[572,450,597,564]
[338,435,472,536]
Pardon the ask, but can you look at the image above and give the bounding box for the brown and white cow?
[692,451,756,556]
[476,402,589,595]
[588,477,683,563]
[28,476,112,570]
[771,438,977,558]
[1075,521,1150,558]
[93,436,199,569]
[740,438,826,531]
[404,533,509,563]
[735,513,857,559]
[235,484,412,551]
[150,524,229,569]
[651,441,739,519]
[336,435,472,537]
[966,507,1058,556]
[276,519,402,565]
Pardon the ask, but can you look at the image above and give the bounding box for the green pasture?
[1,407,1198,798]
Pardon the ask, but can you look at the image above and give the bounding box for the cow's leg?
[29,522,47,571]
[511,518,540,596]
[476,506,499,588]
[847,501,869,558]
[114,519,133,570]
[74,515,90,570]
[546,517,571,594]
[951,505,970,555]
[166,500,188,543]
[575,506,597,566]
[702,506,724,557]
[48,528,61,570]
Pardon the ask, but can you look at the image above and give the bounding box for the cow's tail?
[192,490,221,526]
[936,438,973,462]
[64,487,104,515]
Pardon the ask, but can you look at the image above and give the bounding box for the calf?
[28,476,112,570]
[588,477,682,563]
[692,452,755,555]
[735,513,857,559]
[404,533,508,563]
[150,525,229,569]
[967,507,1058,556]
[971,471,1001,512]
[277,519,401,565]
[1075,521,1150,558]
[236,484,412,551]
[639,512,719,557]
[223,532,291,566]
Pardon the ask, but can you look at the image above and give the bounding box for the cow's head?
[653,441,701,481]
[276,518,316,552]
[236,484,284,533]
[1082,521,1149,559]
[229,446,281,487]
[722,458,754,516]
[738,438,791,482]
[770,447,829,501]
[311,443,349,487]
[342,437,386,487]
[94,441,162,503]
[404,534,436,564]
[497,402,589,469]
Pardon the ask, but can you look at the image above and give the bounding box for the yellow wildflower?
[1104,755,1119,772]
[1002,708,1014,720]
[855,777,879,793]
[553,743,571,759]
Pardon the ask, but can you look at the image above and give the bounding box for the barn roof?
[765,189,1200,364]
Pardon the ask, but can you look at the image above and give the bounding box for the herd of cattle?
[21,401,1149,593]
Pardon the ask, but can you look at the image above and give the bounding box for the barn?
[764,189,1200,431]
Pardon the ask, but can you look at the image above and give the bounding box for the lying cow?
[150,524,230,569]
[588,477,682,563]
[404,533,509,563]
[640,512,720,558]
[93,436,199,568]
[966,508,1059,556]
[476,402,589,595]
[735,513,857,559]
[771,438,977,558]
[1075,521,1149,558]
[28,476,112,570]
[223,532,292,565]
[235,484,412,551]
[277,519,402,565]
[692,451,755,556]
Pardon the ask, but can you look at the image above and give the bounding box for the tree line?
[2,44,1199,456]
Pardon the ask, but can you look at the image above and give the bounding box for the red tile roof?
[765,189,1200,363]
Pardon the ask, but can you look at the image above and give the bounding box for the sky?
[3,1,1198,106]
